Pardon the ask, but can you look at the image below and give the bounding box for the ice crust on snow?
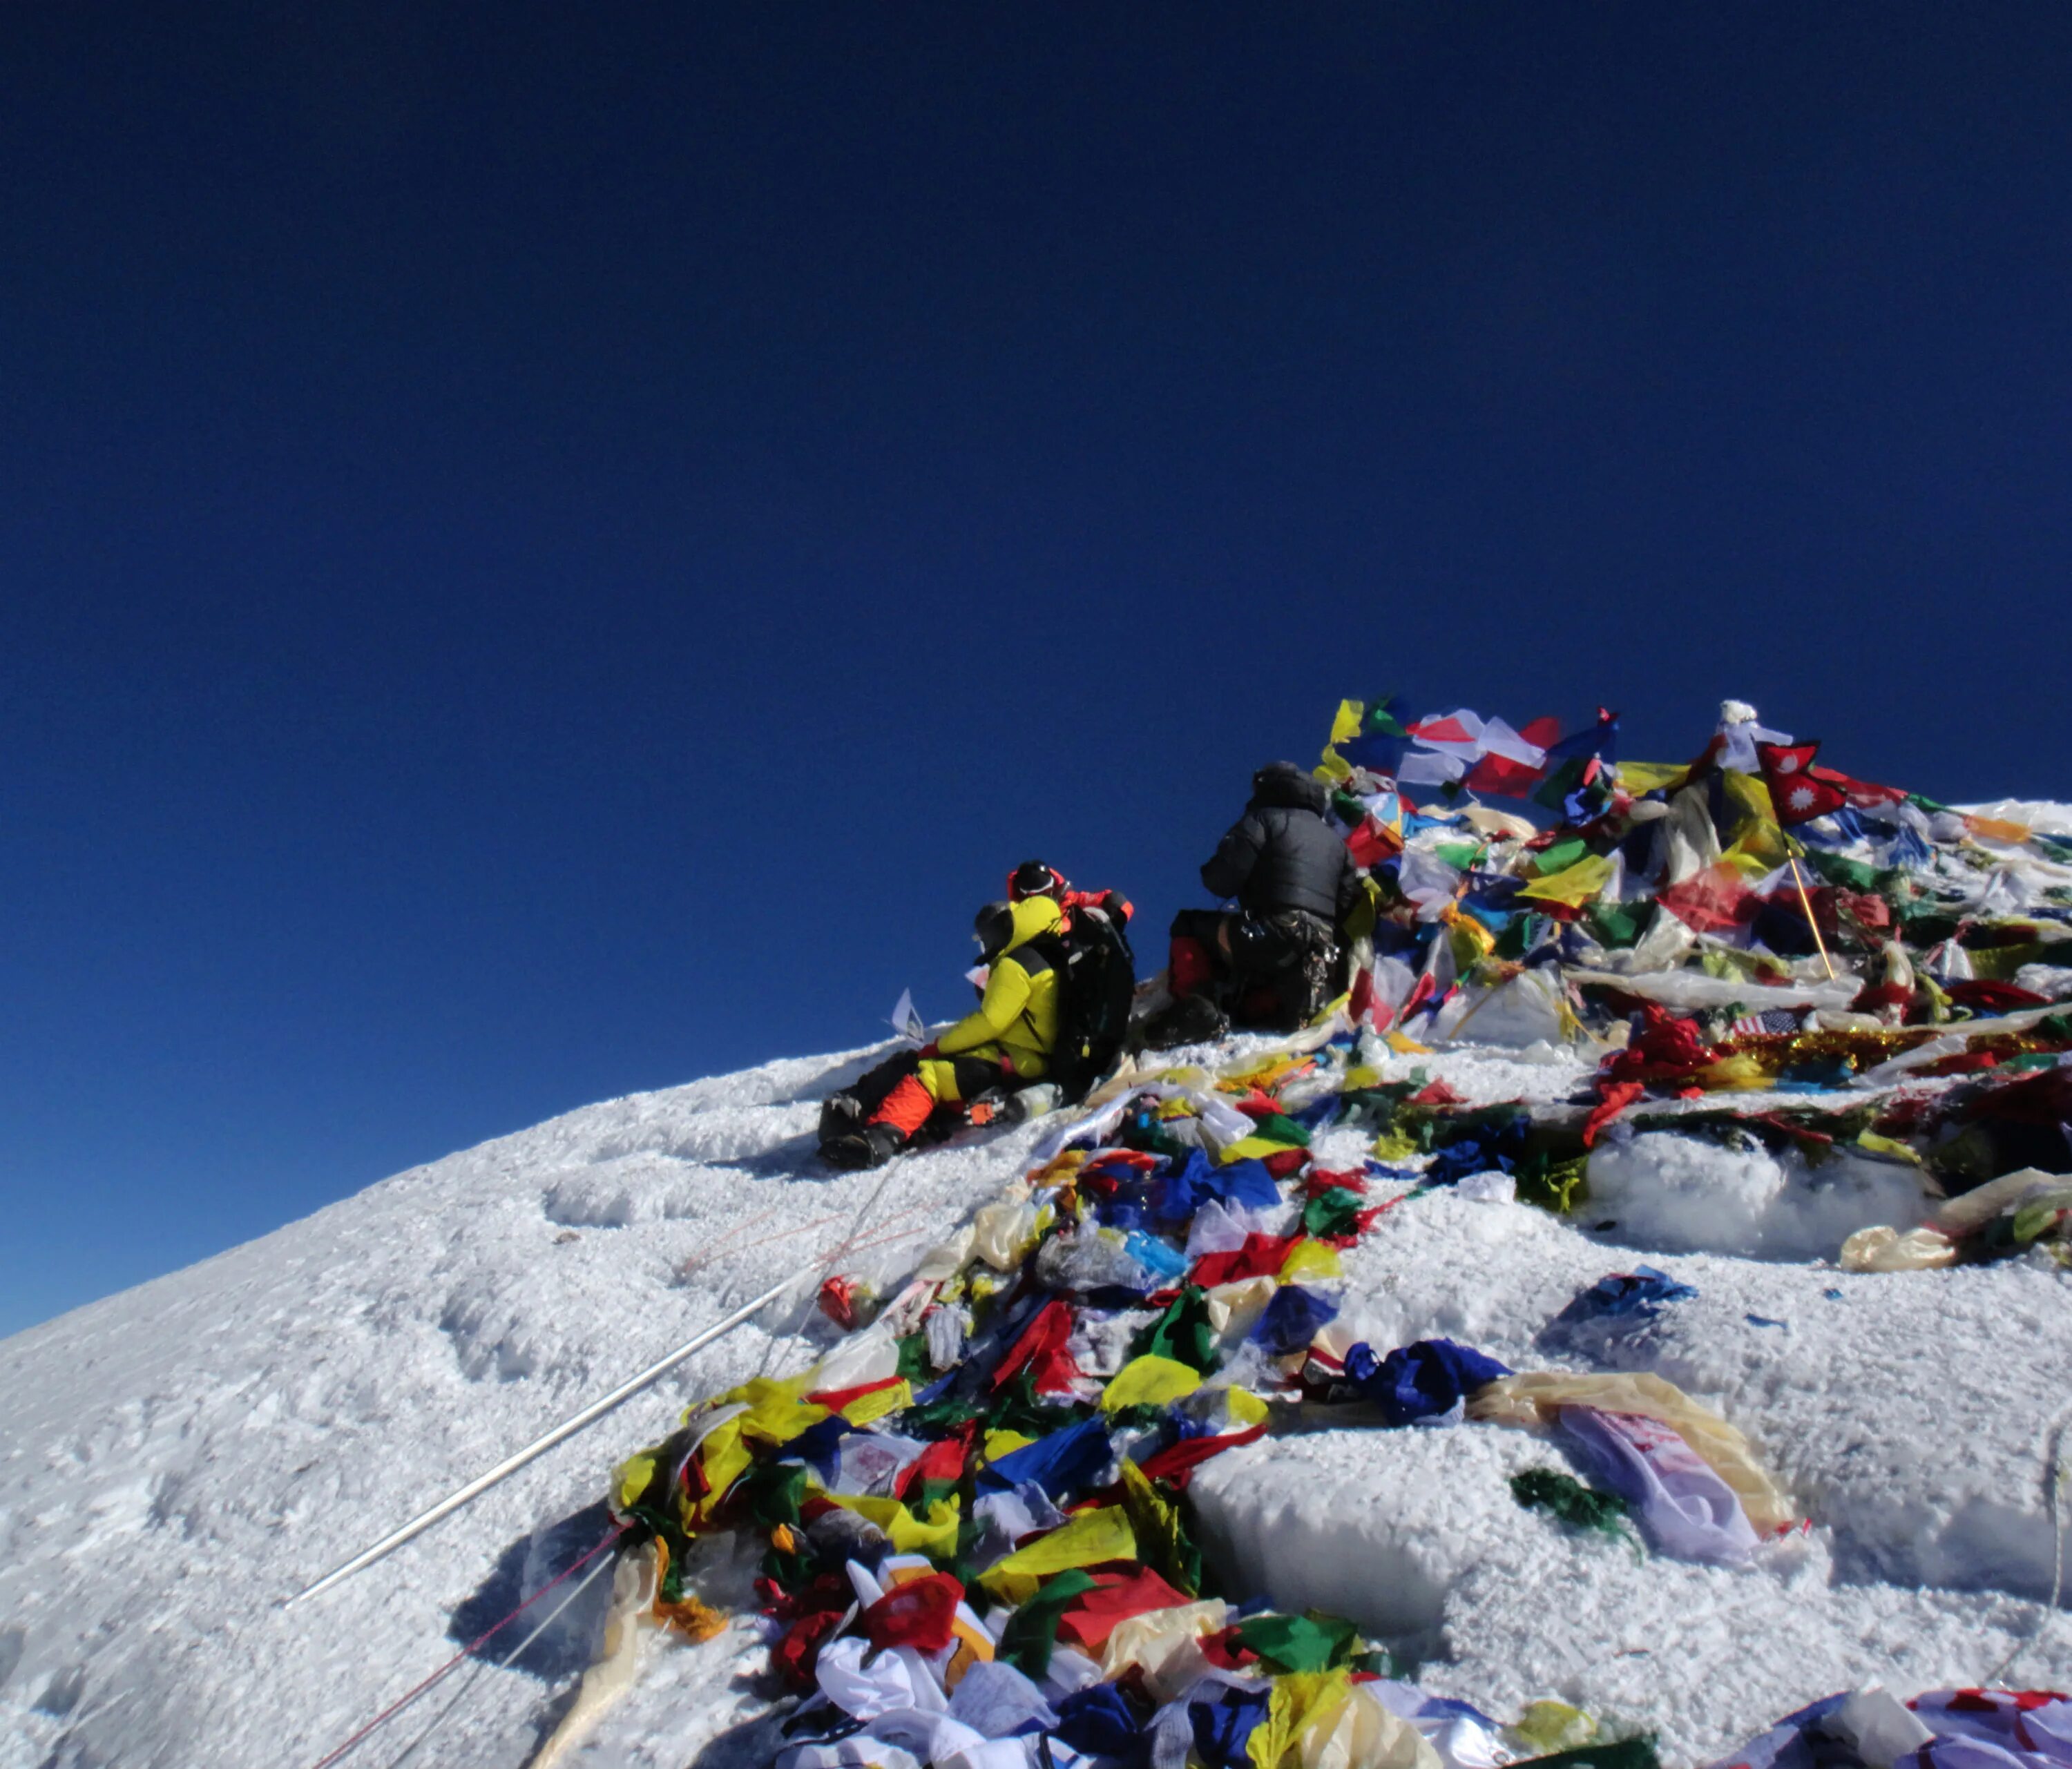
[2,1037,2069,1769]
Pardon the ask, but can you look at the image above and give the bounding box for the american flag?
[1729,1007,1803,1039]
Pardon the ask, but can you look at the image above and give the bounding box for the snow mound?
[1585,1131,1936,1261]
[1192,1429,2052,1767]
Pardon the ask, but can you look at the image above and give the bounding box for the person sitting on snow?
[820,896,1064,1170]
[1141,760,1361,1049]
[1006,858,1133,931]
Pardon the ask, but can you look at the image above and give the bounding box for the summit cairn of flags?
[528,693,2072,1769]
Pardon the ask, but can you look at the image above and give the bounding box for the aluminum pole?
[285,1275,796,1605]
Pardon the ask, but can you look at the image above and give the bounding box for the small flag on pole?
[888,989,926,1045]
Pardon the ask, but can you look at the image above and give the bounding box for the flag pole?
[1789,856,1836,982]
[285,1276,795,1607]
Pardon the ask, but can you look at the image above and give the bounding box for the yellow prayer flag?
[613,1453,656,1514]
[696,1372,829,1448]
[978,1506,1138,1605]
[690,1419,751,1516]
[827,1494,961,1561]
[1278,1239,1343,1284]
[1617,760,1691,794]
[1247,1670,1356,1769]
[1691,1053,1771,1091]
[1516,853,1615,907]
[1102,1355,1203,1413]
[1218,1135,1292,1164]
[1857,1130,1923,1164]
[1222,1386,1270,1426]
[1967,814,2034,846]
[836,1380,912,1428]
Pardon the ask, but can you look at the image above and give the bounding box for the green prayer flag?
[1248,1112,1310,1149]
[737,1460,809,1529]
[1301,1188,1364,1239]
[1231,1610,1361,1674]
[996,1569,1098,1676]
[1138,1286,1217,1373]
[1510,1737,1662,1769]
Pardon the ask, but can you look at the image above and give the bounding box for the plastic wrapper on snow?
[1584,1131,1934,1262]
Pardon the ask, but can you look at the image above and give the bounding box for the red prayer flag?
[992,1299,1079,1394]
[1305,1168,1368,1197]
[807,1374,908,1414]
[1054,1566,1193,1654]
[1582,1081,1646,1148]
[1656,860,1752,934]
[1463,717,1559,797]
[860,1572,964,1654]
[773,1607,847,1688]
[1410,713,1477,745]
[893,1424,975,1501]
[1196,1626,1262,1671]
[1345,818,1401,869]
[1347,963,1376,1026]
[1134,1422,1270,1489]
[1189,1232,1298,1288]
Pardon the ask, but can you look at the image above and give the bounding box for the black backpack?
[1019,911,1137,1104]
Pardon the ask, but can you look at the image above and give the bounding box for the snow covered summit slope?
[3,1034,2070,1769]
[0,1041,1049,1769]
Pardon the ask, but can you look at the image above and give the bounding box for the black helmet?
[973,900,1016,959]
[1008,860,1066,901]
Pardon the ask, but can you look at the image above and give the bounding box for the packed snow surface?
[3,1034,2069,1769]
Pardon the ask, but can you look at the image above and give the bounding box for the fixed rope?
[374,1536,622,1769]
[305,1522,626,1769]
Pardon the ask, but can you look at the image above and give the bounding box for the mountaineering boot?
[1138,992,1229,1052]
[817,1091,863,1146]
[820,1121,905,1171]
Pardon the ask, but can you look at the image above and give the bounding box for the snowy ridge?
[3,1028,2071,1769]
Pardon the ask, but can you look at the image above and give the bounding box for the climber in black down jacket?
[1142,762,1363,1047]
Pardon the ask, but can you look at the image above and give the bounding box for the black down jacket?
[1199,762,1361,923]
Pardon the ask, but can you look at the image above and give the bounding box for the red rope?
[306,1522,627,1769]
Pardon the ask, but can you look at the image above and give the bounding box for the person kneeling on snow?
[820,896,1064,1170]
[1141,760,1360,1049]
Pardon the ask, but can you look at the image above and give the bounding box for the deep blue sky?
[6,6,2072,1336]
